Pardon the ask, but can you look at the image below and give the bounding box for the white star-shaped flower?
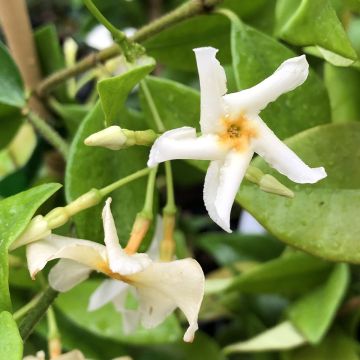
[147,47,327,232]
[26,199,204,343]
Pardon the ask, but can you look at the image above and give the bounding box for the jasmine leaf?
[324,64,360,123]
[283,328,358,360]
[229,18,331,138]
[275,0,357,62]
[65,102,151,245]
[0,311,22,360]
[237,122,360,263]
[55,279,182,344]
[227,252,332,295]
[288,264,349,344]
[0,42,25,112]
[223,321,306,354]
[0,183,61,311]
[98,57,155,125]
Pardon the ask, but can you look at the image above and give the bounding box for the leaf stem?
[26,110,69,159]
[19,286,58,341]
[35,0,223,97]
[13,293,42,321]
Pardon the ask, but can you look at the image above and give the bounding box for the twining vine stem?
[35,0,223,98]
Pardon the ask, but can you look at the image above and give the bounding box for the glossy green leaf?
[229,17,331,138]
[283,328,358,360]
[0,116,22,149]
[275,0,357,62]
[0,183,61,311]
[224,321,306,354]
[0,311,23,360]
[0,42,25,112]
[324,64,360,123]
[227,252,332,295]
[237,122,360,263]
[288,264,349,344]
[196,232,283,265]
[65,102,151,245]
[34,24,68,101]
[55,279,182,344]
[98,58,155,125]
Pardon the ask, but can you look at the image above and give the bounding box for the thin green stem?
[141,166,158,218]
[140,80,165,132]
[13,293,42,321]
[83,0,121,38]
[26,111,69,159]
[99,167,151,197]
[164,161,176,214]
[35,0,223,97]
[47,306,59,341]
[19,287,59,341]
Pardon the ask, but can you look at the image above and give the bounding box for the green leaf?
[0,115,23,149]
[283,328,359,360]
[0,311,23,360]
[65,102,151,245]
[98,58,155,125]
[288,264,349,344]
[0,183,61,312]
[55,279,182,345]
[324,64,360,123]
[196,232,283,265]
[0,42,25,112]
[229,17,331,138]
[227,252,332,295]
[224,321,306,354]
[34,24,68,101]
[236,122,360,263]
[275,0,357,62]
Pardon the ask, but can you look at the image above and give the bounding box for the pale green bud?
[245,166,264,184]
[84,126,127,150]
[259,174,294,198]
[10,215,51,250]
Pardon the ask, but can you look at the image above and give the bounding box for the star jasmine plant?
[147,47,327,232]
[26,199,205,343]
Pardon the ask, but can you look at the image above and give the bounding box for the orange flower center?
[218,114,258,152]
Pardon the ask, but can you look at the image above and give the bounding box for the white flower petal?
[48,259,92,292]
[204,150,253,233]
[147,127,225,167]
[120,309,141,334]
[194,47,227,134]
[128,259,205,342]
[88,279,129,311]
[252,117,327,183]
[102,198,152,275]
[224,55,309,115]
[146,215,162,260]
[26,234,107,279]
[86,25,113,50]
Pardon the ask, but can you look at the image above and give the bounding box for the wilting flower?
[26,199,204,342]
[147,47,326,232]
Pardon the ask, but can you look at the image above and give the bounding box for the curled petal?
[128,259,205,342]
[224,55,309,116]
[252,117,327,183]
[194,47,227,133]
[147,127,225,167]
[26,234,107,279]
[49,259,92,292]
[102,198,152,275]
[204,150,254,233]
[88,279,129,311]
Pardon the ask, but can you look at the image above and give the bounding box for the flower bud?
[259,174,294,198]
[84,126,127,150]
[10,215,51,250]
[245,166,264,184]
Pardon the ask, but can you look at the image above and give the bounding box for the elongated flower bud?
[84,126,127,150]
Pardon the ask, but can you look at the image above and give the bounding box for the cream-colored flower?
[26,200,204,342]
[147,47,327,233]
